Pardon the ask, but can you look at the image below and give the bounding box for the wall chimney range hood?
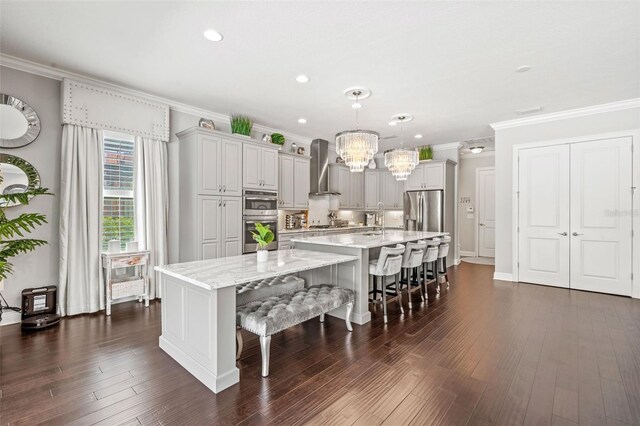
[309,139,340,196]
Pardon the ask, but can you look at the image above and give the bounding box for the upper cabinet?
[364,170,381,209]
[243,144,279,190]
[329,164,365,209]
[178,129,243,197]
[405,161,447,191]
[381,171,404,209]
[278,153,310,209]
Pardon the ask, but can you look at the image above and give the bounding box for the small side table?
[101,251,150,316]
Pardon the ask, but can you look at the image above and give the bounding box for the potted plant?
[419,146,433,161]
[251,222,274,262]
[0,173,52,289]
[271,133,285,150]
[230,115,253,137]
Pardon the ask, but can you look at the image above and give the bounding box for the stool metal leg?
[433,260,440,295]
[260,335,271,377]
[319,313,325,323]
[407,268,413,310]
[381,276,388,324]
[394,273,404,314]
[236,327,243,361]
[418,264,425,302]
[345,302,353,331]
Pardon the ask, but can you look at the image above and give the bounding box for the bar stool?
[438,235,451,290]
[369,244,405,323]
[421,239,441,295]
[399,240,427,309]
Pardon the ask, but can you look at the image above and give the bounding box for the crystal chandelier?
[384,115,419,180]
[335,90,379,172]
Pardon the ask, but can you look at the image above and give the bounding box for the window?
[102,132,136,251]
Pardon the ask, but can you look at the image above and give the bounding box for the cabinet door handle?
[572,232,583,236]
[223,185,226,192]
[218,200,222,207]
[223,201,226,207]
[558,232,567,236]
[218,185,222,192]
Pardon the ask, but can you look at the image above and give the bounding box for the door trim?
[475,167,495,258]
[512,129,640,298]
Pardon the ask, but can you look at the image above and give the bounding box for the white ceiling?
[1,1,638,150]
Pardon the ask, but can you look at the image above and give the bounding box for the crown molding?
[490,98,640,130]
[0,53,312,145]
[432,142,463,151]
[460,150,495,159]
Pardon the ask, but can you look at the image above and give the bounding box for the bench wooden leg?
[345,302,353,332]
[236,327,243,361]
[260,335,271,377]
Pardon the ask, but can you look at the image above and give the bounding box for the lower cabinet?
[198,196,242,260]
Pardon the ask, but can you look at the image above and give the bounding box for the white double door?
[518,137,633,296]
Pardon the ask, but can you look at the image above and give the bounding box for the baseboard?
[493,272,514,282]
[0,311,21,326]
[453,258,461,266]
[459,251,476,257]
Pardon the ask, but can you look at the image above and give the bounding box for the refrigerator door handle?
[417,193,423,230]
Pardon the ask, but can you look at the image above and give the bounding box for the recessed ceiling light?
[516,65,531,73]
[352,102,362,109]
[296,75,310,83]
[388,121,397,126]
[298,118,307,124]
[414,134,423,139]
[203,29,223,42]
[470,146,484,154]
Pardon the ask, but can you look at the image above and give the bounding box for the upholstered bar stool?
[399,240,427,309]
[369,244,405,323]
[438,235,452,289]
[421,238,441,295]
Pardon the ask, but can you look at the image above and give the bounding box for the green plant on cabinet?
[230,115,253,136]
[419,146,433,161]
[271,133,285,146]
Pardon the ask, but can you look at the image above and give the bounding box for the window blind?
[102,136,135,250]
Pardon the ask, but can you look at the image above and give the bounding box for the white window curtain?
[59,124,104,316]
[135,136,168,299]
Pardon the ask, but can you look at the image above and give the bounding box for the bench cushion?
[236,284,354,337]
[236,275,305,306]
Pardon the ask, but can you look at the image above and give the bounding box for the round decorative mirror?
[0,94,41,148]
[0,154,41,207]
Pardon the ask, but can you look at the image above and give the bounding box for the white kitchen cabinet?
[350,171,364,209]
[185,132,243,197]
[405,161,446,191]
[293,157,310,208]
[329,164,350,209]
[197,196,241,260]
[177,127,250,261]
[243,144,279,190]
[364,170,381,209]
[278,153,310,209]
[381,171,403,209]
[278,155,294,207]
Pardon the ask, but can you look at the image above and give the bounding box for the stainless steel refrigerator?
[403,190,444,232]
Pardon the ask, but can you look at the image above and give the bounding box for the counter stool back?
[400,240,427,309]
[369,244,405,324]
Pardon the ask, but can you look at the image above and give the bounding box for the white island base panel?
[159,277,239,393]
[156,249,358,393]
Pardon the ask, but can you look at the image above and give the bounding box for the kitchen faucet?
[376,202,385,235]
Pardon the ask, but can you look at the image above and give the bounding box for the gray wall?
[494,106,640,276]
[457,155,494,255]
[0,66,62,317]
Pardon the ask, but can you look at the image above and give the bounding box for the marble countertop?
[155,249,357,290]
[291,230,447,249]
[279,225,379,234]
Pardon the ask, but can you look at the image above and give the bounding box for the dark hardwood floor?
[2,262,640,425]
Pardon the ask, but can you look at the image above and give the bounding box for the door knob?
[479,223,485,227]
[558,232,567,236]
[572,232,583,236]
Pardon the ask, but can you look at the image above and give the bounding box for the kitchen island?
[155,249,357,393]
[292,230,447,325]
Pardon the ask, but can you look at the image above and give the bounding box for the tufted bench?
[236,284,354,377]
[236,275,305,306]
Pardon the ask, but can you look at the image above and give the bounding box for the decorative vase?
[257,249,268,263]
